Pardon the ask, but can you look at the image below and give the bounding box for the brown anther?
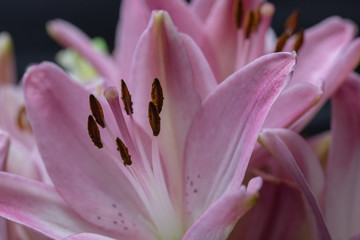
[233,0,244,29]
[115,137,132,166]
[148,102,161,136]
[275,32,290,52]
[251,4,262,32]
[89,94,105,128]
[151,78,164,113]
[293,28,304,52]
[16,105,32,132]
[87,115,103,149]
[121,79,133,115]
[244,10,254,39]
[284,10,299,35]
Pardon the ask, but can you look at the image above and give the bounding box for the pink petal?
[183,52,295,223]
[0,172,99,239]
[263,82,323,128]
[130,11,202,207]
[286,16,357,88]
[180,33,217,100]
[229,180,313,240]
[183,177,262,240]
[143,0,220,80]
[113,0,151,80]
[351,233,360,240]
[47,19,118,85]
[307,131,331,167]
[193,0,264,22]
[292,37,360,131]
[203,0,238,81]
[0,86,34,148]
[144,0,203,42]
[262,129,325,200]
[7,222,52,240]
[284,17,360,130]
[325,72,360,239]
[190,0,217,21]
[0,130,9,170]
[259,128,331,240]
[0,32,16,85]
[0,218,7,240]
[23,62,150,238]
[65,233,118,240]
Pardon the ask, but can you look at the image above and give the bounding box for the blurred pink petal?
[259,128,331,240]
[325,72,360,239]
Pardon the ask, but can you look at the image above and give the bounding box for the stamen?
[104,87,133,142]
[293,28,304,52]
[244,10,255,39]
[115,137,132,166]
[275,32,290,52]
[151,78,164,113]
[87,115,103,149]
[121,79,133,115]
[251,4,262,32]
[233,0,243,29]
[16,105,32,132]
[284,10,299,35]
[148,102,161,136]
[89,94,105,128]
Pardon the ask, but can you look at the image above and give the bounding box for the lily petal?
[259,128,331,240]
[0,130,10,170]
[65,233,118,240]
[183,177,262,240]
[23,62,150,238]
[285,17,360,130]
[286,16,357,88]
[325,72,360,239]
[351,233,360,240]
[143,0,219,80]
[113,0,151,80]
[0,218,7,240]
[190,0,217,22]
[0,86,34,149]
[203,0,238,81]
[292,37,360,131]
[0,172,98,239]
[263,82,323,128]
[229,180,313,240]
[47,19,118,85]
[144,0,203,43]
[180,33,217,100]
[130,11,202,207]
[183,52,295,223]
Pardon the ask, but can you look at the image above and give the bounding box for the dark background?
[0,0,359,134]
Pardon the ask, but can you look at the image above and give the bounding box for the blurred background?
[0,0,359,134]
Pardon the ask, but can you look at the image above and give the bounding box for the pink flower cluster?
[0,0,359,239]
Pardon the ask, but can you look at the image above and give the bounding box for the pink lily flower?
[47,0,360,136]
[0,33,52,239]
[0,11,296,239]
[254,72,360,239]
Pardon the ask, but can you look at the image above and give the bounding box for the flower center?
[87,79,184,239]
